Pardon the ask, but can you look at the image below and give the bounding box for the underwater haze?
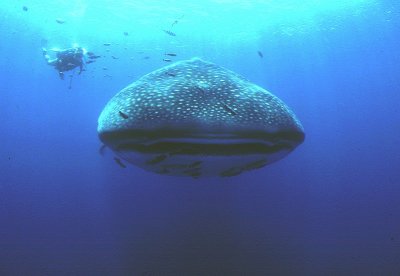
[1,0,400,275]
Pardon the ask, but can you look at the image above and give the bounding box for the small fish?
[194,85,206,95]
[171,15,184,27]
[88,55,101,59]
[114,157,126,168]
[22,6,28,11]
[183,168,202,179]
[165,72,176,77]
[111,56,119,59]
[257,50,263,58]
[220,166,243,177]
[146,154,168,165]
[102,67,108,70]
[123,31,129,36]
[119,110,129,119]
[162,164,189,169]
[103,43,111,46]
[243,159,268,171]
[188,161,202,168]
[163,58,172,62]
[165,53,177,56]
[163,29,176,36]
[86,60,95,64]
[87,52,101,58]
[143,56,150,60]
[222,102,237,115]
[55,18,65,24]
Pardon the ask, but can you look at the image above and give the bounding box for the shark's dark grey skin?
[98,58,304,177]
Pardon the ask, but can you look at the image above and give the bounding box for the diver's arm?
[46,58,58,66]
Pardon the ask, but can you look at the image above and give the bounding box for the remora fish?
[114,157,126,168]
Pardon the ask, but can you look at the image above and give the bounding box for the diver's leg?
[42,48,59,66]
[59,71,64,80]
[46,58,58,65]
[43,52,56,66]
[42,48,50,63]
[42,48,50,62]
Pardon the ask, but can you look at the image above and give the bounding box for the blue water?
[1,0,400,275]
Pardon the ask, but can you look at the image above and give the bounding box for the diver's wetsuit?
[44,47,84,80]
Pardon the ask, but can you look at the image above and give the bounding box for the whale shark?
[98,58,304,177]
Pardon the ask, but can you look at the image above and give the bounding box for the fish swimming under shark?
[97,58,305,177]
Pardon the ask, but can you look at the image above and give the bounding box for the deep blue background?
[1,1,400,275]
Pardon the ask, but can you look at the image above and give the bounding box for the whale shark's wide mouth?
[99,129,305,156]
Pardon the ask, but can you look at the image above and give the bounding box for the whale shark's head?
[98,58,304,177]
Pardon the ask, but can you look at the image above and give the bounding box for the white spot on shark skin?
[98,58,305,177]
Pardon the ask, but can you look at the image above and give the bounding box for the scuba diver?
[43,46,100,80]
